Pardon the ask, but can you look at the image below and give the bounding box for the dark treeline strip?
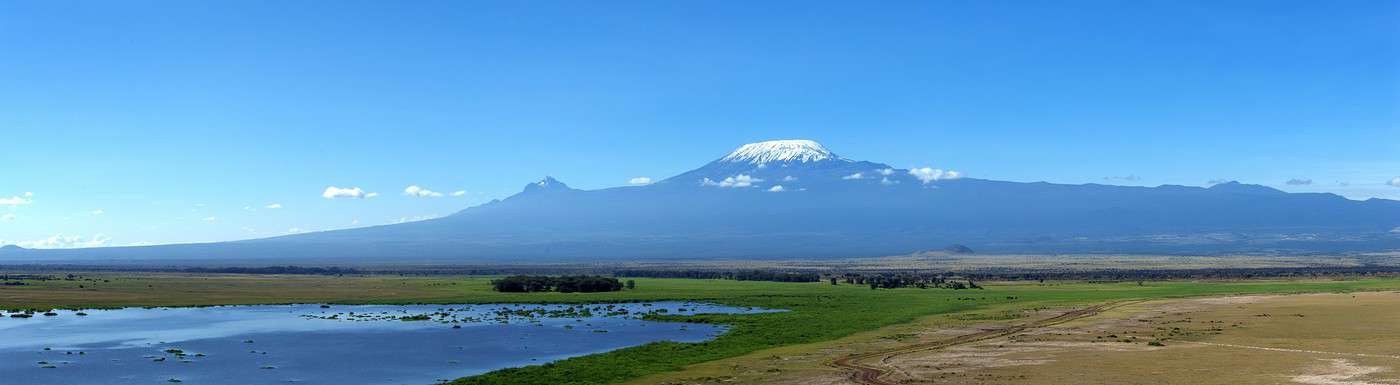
[615,270,820,283]
[960,266,1400,281]
[179,266,361,275]
[491,275,625,293]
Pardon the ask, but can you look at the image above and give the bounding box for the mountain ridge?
[7,139,1400,261]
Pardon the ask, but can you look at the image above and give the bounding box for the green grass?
[5,273,1399,385]
[452,277,1400,384]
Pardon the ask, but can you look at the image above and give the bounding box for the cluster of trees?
[180,266,361,275]
[837,273,981,290]
[491,275,628,293]
[614,270,820,283]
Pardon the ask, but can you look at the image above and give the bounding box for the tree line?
[491,275,629,293]
[614,270,820,283]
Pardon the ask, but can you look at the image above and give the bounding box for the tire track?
[829,301,1139,385]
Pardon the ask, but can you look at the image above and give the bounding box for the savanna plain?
[2,258,1399,385]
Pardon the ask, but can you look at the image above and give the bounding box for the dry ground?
[631,291,1400,385]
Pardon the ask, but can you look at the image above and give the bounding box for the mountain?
[10,140,1400,262]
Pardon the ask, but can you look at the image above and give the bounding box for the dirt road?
[829,301,1137,385]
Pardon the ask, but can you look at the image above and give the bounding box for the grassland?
[3,273,1400,384]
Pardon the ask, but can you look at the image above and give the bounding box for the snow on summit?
[719,139,841,164]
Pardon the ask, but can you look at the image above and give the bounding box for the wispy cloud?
[628,177,653,185]
[782,175,798,182]
[202,216,218,222]
[1285,178,1313,186]
[880,177,898,185]
[451,190,467,197]
[1103,175,1142,182]
[323,186,373,199]
[1,214,13,221]
[701,174,763,188]
[264,203,282,209]
[842,173,864,180]
[403,185,444,198]
[3,234,111,249]
[878,168,895,176]
[287,227,305,234]
[0,195,32,206]
[908,167,962,184]
[1207,179,1232,185]
[91,209,105,216]
[1389,177,1400,188]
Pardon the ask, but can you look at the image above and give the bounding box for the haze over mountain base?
[4,140,1399,263]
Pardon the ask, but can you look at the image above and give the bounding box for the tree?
[625,280,636,290]
[829,278,838,285]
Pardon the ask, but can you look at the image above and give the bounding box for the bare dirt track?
[828,301,1139,385]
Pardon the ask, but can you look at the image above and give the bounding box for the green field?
[3,273,1399,384]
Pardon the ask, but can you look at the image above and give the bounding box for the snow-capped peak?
[719,139,840,164]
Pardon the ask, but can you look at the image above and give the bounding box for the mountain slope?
[9,140,1400,262]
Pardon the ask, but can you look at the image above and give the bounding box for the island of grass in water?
[0,302,775,384]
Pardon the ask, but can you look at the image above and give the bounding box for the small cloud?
[0,195,33,206]
[878,168,895,176]
[393,214,440,224]
[628,177,653,185]
[1285,178,1313,186]
[90,209,105,216]
[880,177,899,185]
[908,167,962,184]
[782,175,798,182]
[768,185,785,192]
[1338,181,1351,187]
[323,186,372,199]
[24,192,33,197]
[404,185,444,198]
[1,213,13,221]
[10,234,111,249]
[842,173,864,180]
[264,203,282,209]
[241,206,254,211]
[351,219,360,225]
[451,190,467,197]
[701,174,763,188]
[1388,177,1400,188]
[1103,175,1142,182]
[1207,179,1232,185]
[202,216,218,222]
[287,227,304,234]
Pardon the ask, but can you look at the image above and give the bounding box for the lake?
[0,302,772,384]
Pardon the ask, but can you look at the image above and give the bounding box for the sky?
[1,0,1397,248]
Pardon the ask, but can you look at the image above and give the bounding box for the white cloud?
[782,175,798,182]
[451,190,467,197]
[393,214,440,224]
[91,209,105,216]
[323,186,373,199]
[264,203,282,209]
[701,174,763,188]
[1285,178,1313,186]
[287,227,304,234]
[403,185,444,198]
[202,216,218,222]
[6,234,112,249]
[908,167,963,184]
[24,192,33,197]
[628,177,653,185]
[842,173,864,180]
[0,195,33,206]
[1389,177,1400,188]
[1,214,13,221]
[878,168,895,176]
[880,177,899,185]
[768,185,785,192]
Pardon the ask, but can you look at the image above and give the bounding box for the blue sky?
[2,0,1397,248]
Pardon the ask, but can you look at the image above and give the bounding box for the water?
[0,302,773,384]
